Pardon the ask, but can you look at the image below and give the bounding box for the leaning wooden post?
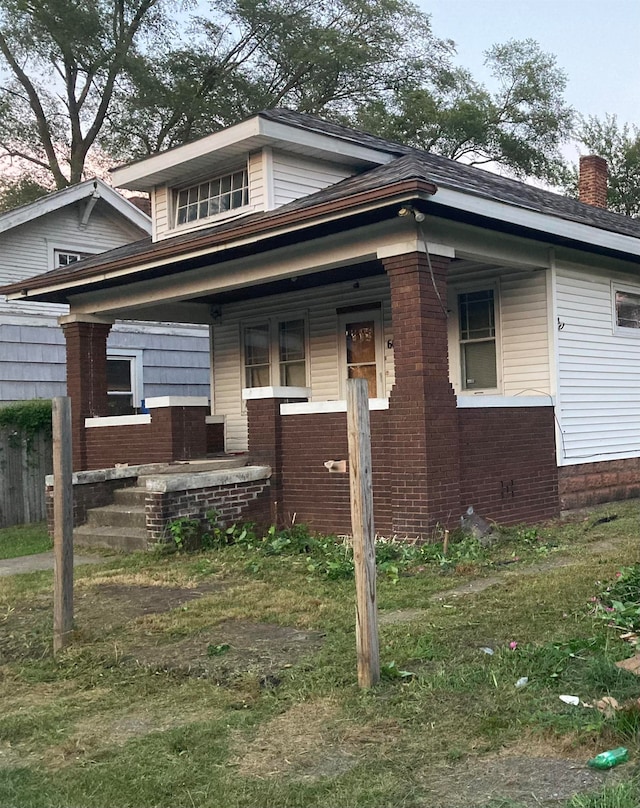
[52,396,74,654]
[346,378,380,688]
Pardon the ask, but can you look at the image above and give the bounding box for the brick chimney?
[579,155,608,208]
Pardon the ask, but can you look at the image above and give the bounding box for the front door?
[339,308,384,398]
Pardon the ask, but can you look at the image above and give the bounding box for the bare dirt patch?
[128,619,324,682]
[419,754,630,808]
[74,581,226,631]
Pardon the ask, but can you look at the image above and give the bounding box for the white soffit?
[111,116,396,192]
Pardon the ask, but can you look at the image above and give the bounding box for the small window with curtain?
[458,289,497,390]
[615,288,640,330]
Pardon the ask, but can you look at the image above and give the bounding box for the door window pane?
[345,319,377,397]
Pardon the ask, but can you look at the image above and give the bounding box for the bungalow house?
[0,178,210,408]
[3,110,640,545]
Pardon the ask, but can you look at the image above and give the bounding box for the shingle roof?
[3,109,640,297]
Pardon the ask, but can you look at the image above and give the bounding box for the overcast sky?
[420,0,640,158]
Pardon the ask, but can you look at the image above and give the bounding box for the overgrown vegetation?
[168,511,566,584]
[1,502,639,807]
[0,399,52,447]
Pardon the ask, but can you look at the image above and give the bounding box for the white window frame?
[611,281,640,336]
[48,242,97,271]
[450,282,502,395]
[241,314,309,405]
[106,348,143,411]
[172,163,251,231]
[337,307,386,399]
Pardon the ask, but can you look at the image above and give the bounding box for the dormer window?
[175,168,249,227]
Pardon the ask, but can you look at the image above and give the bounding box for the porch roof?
[4,109,640,304]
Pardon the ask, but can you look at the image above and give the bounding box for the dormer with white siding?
[110,110,399,242]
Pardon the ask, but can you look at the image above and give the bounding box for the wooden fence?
[0,427,52,528]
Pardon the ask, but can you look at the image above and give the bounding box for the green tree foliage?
[0,0,165,188]
[570,115,640,216]
[354,39,574,183]
[0,0,575,197]
[101,0,454,155]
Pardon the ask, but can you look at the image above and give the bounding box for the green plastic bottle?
[587,747,629,769]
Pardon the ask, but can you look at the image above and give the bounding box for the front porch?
[58,244,560,541]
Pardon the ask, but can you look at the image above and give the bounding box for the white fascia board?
[433,187,640,260]
[0,177,151,236]
[456,395,555,408]
[111,116,395,191]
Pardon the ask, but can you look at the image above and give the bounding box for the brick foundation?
[246,399,559,537]
[559,458,640,509]
[458,406,558,524]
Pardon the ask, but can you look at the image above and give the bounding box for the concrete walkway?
[0,551,109,577]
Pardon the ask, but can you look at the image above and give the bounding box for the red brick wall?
[276,409,393,536]
[458,406,558,524]
[559,458,640,509]
[83,405,209,470]
[145,478,272,543]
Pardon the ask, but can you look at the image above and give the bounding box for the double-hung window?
[175,168,249,227]
[458,289,497,390]
[106,350,143,415]
[243,318,307,390]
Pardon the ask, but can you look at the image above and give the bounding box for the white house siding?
[448,267,551,398]
[152,185,169,241]
[500,270,551,396]
[0,199,211,404]
[271,151,353,207]
[556,261,640,464]
[212,274,393,452]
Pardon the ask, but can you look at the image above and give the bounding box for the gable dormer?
[110,111,398,242]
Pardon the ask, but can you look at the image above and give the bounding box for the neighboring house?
[5,110,640,541]
[0,178,209,408]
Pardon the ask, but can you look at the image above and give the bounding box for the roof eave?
[3,179,437,302]
[110,114,396,192]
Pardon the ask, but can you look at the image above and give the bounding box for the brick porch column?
[246,397,283,526]
[381,249,461,537]
[59,314,113,471]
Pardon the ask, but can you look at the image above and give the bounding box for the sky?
[419,0,640,159]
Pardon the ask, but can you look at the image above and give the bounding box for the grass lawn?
[0,521,51,560]
[0,503,639,807]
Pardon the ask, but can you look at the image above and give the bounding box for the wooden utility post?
[52,396,74,654]
[346,378,380,688]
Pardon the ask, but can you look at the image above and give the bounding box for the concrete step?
[137,457,247,485]
[113,487,147,506]
[73,525,148,553]
[86,504,146,529]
